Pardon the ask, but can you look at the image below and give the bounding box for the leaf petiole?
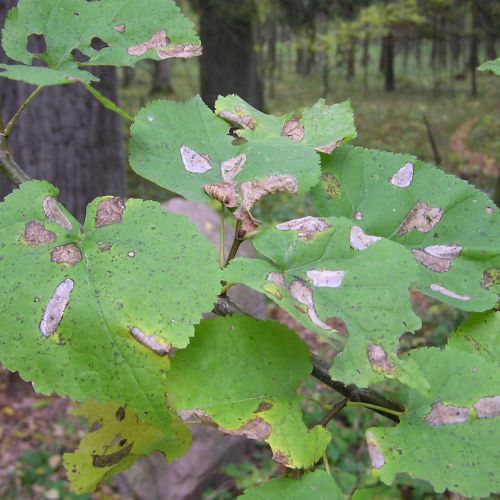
[3,85,45,138]
[82,82,134,122]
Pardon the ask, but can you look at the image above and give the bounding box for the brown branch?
[0,147,31,187]
[214,296,404,423]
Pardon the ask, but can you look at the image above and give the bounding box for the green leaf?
[478,58,500,75]
[1,0,200,86]
[64,402,191,494]
[0,181,220,429]
[165,316,331,469]
[224,216,429,391]
[367,311,500,498]
[312,146,500,311]
[238,471,343,499]
[215,94,357,153]
[129,96,320,232]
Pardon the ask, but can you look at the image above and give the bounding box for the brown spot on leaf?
[353,211,363,220]
[23,221,56,246]
[350,226,382,251]
[412,245,461,273]
[255,401,273,412]
[281,119,304,141]
[43,197,73,230]
[221,153,247,181]
[39,279,74,338]
[115,407,125,421]
[368,345,395,375]
[95,197,125,228]
[92,443,133,468]
[425,402,469,427]
[320,172,342,199]
[272,450,290,466]
[178,409,216,426]
[129,327,172,356]
[429,284,470,301]
[219,110,256,130]
[114,24,125,33]
[307,269,345,288]
[474,396,500,419]
[276,216,330,240]
[288,279,332,330]
[97,241,113,252]
[315,139,342,154]
[51,243,82,265]
[157,44,202,59]
[127,30,169,57]
[398,202,443,236]
[222,418,272,441]
[204,181,238,208]
[390,162,414,188]
[180,144,212,173]
[366,431,385,469]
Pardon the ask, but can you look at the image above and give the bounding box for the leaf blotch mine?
[276,216,330,240]
[281,119,304,142]
[180,144,212,174]
[366,432,385,469]
[157,44,202,60]
[272,450,291,467]
[425,402,469,427]
[39,279,74,338]
[114,24,126,33]
[350,226,382,251]
[481,268,500,289]
[320,172,342,200]
[95,197,125,228]
[92,443,133,468]
[398,202,443,236]
[474,396,500,419]
[368,345,395,375]
[129,327,172,356]
[51,243,82,265]
[221,153,247,181]
[127,30,169,57]
[289,279,332,330]
[412,245,462,273]
[43,197,73,230]
[390,162,414,188]
[219,110,255,130]
[307,269,345,288]
[97,241,113,252]
[222,418,272,441]
[315,139,342,155]
[429,284,470,301]
[23,221,56,246]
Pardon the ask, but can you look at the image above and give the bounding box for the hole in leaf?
[71,48,90,63]
[90,37,109,51]
[26,34,47,55]
[73,11,80,16]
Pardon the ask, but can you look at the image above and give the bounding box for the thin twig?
[214,295,404,423]
[422,113,441,165]
[219,204,225,268]
[319,398,347,427]
[0,148,31,187]
[3,85,45,138]
[82,82,134,122]
[225,220,243,266]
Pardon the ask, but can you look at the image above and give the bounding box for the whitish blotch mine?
[425,402,469,427]
[219,110,255,130]
[221,153,246,181]
[276,216,330,240]
[23,221,56,246]
[114,24,125,33]
[390,162,414,188]
[180,144,212,173]
[474,396,500,419]
[127,30,168,57]
[430,284,470,301]
[129,327,172,356]
[39,279,74,338]
[51,243,82,265]
[95,197,125,228]
[157,44,202,60]
[398,202,443,236]
[366,432,385,469]
[486,207,494,215]
[267,272,285,289]
[315,139,342,154]
[368,345,395,374]
[222,418,271,441]
[127,251,135,258]
[43,197,73,230]
[350,226,382,251]
[353,211,363,220]
[412,244,462,273]
[92,443,133,468]
[289,279,332,330]
[307,269,345,288]
[281,119,304,141]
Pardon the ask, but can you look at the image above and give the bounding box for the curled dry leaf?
[425,402,469,427]
[204,181,237,208]
[315,139,342,155]
[219,110,255,130]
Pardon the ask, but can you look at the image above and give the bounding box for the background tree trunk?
[383,33,395,92]
[469,0,479,98]
[0,0,126,222]
[150,60,173,95]
[199,0,263,109]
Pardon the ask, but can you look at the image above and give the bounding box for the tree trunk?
[122,67,135,88]
[346,40,355,80]
[267,10,278,98]
[382,33,395,92]
[469,0,479,98]
[0,0,126,222]
[199,0,263,109]
[150,60,173,95]
[362,35,370,91]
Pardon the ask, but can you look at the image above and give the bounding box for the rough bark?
[0,0,126,221]
[199,0,263,109]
